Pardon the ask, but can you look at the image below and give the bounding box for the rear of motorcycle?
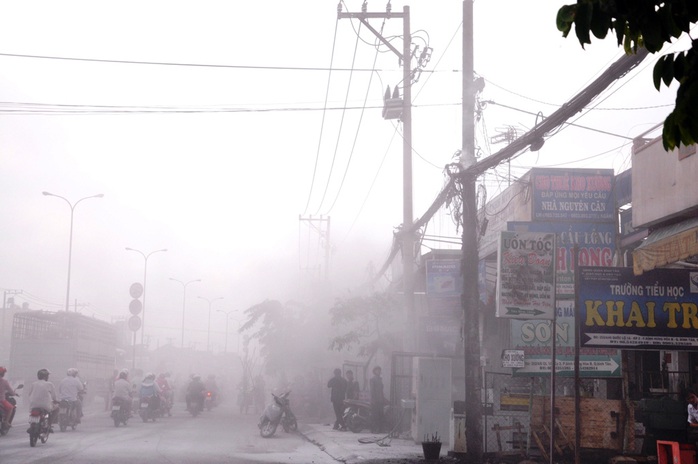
[58,400,77,432]
[139,397,155,422]
[28,408,51,447]
[111,397,129,427]
[0,384,22,436]
[0,397,17,436]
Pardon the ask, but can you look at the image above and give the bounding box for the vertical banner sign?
[578,267,698,350]
[496,231,556,319]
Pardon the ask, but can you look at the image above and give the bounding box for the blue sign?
[530,168,615,222]
[578,267,698,350]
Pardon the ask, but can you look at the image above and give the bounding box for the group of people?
[0,366,86,432]
[328,366,385,432]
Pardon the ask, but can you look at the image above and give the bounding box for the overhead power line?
[0,51,448,73]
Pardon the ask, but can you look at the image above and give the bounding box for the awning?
[633,216,698,275]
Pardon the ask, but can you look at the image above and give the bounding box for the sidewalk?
[299,422,464,464]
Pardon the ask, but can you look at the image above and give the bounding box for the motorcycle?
[58,389,85,432]
[204,390,217,411]
[258,390,297,438]
[110,396,130,427]
[27,407,52,447]
[342,398,393,434]
[187,391,204,417]
[0,383,23,436]
[138,395,160,422]
[158,393,173,418]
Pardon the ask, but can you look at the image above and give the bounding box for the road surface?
[0,400,335,464]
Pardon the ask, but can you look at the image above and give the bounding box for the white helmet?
[67,368,79,377]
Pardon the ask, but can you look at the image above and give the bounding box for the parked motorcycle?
[342,398,393,433]
[110,396,130,427]
[258,390,297,438]
[58,389,85,432]
[27,408,52,447]
[0,384,23,436]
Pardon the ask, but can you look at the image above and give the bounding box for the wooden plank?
[531,429,550,463]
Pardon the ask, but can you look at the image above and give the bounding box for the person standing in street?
[370,366,385,433]
[327,368,348,430]
[345,370,360,401]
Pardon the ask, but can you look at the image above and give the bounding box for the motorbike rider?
[156,372,173,409]
[139,372,162,412]
[186,374,206,412]
[26,368,58,430]
[112,369,132,415]
[0,366,18,429]
[58,368,85,423]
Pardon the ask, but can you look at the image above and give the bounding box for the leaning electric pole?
[460,1,483,461]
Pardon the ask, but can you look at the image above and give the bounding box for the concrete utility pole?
[460,1,483,461]
[338,3,416,347]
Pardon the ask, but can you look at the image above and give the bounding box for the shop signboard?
[510,300,622,377]
[508,221,615,299]
[496,231,556,319]
[530,168,615,223]
[578,266,698,350]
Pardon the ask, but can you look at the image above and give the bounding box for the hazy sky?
[0,1,684,349]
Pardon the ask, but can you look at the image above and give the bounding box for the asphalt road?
[0,400,336,464]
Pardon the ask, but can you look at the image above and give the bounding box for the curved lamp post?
[198,296,223,352]
[169,278,201,349]
[125,247,167,345]
[42,191,104,312]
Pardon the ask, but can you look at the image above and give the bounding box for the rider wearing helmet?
[112,369,132,414]
[58,368,86,423]
[139,372,162,411]
[186,374,206,412]
[0,366,18,429]
[156,372,173,411]
[26,369,58,427]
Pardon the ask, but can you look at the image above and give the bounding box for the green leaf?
[673,52,686,82]
[660,4,683,39]
[590,3,610,39]
[653,58,664,90]
[642,13,663,53]
[612,20,624,47]
[662,112,678,151]
[662,53,675,87]
[574,2,592,47]
[556,5,576,35]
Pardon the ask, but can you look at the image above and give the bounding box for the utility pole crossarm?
[338,12,405,61]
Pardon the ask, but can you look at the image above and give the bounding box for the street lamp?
[42,191,104,312]
[198,296,223,352]
[216,309,239,354]
[169,278,201,349]
[125,247,167,345]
